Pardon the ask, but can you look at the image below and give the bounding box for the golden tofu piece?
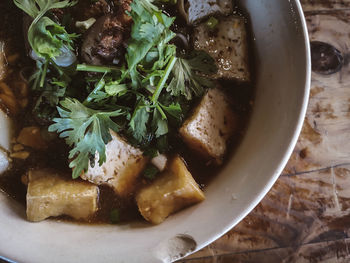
[27,169,99,222]
[136,156,205,224]
[81,131,148,197]
[179,88,237,163]
[194,16,250,82]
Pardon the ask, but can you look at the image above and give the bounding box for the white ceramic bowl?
[0,0,310,262]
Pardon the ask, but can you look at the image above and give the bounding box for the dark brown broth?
[0,0,256,224]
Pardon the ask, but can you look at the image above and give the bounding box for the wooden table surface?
[181,1,350,262]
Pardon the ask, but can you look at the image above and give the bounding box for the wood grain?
[183,6,350,263]
[183,165,350,262]
[179,239,350,263]
[301,0,350,12]
[284,11,350,174]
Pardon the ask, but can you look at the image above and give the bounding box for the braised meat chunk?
[72,0,112,21]
[81,0,133,65]
[82,15,127,65]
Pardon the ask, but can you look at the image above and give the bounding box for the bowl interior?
[0,0,310,262]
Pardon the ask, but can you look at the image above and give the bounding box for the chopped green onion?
[206,17,219,30]
[157,0,177,4]
[143,164,160,180]
[110,209,120,224]
[77,64,121,73]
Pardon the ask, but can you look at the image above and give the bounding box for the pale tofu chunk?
[81,131,148,197]
[0,109,12,176]
[27,169,99,222]
[179,88,237,163]
[178,0,233,25]
[136,156,205,224]
[151,154,167,172]
[194,16,250,82]
[0,148,10,175]
[0,109,12,151]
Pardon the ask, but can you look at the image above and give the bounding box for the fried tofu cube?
[81,131,148,197]
[194,16,250,82]
[26,169,99,222]
[179,88,237,163]
[136,156,205,224]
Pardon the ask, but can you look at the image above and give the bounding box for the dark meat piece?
[81,15,125,65]
[73,0,112,21]
[81,0,133,65]
[113,0,133,25]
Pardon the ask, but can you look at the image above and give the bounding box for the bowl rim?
[191,0,312,255]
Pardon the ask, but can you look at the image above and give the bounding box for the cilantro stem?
[84,74,106,104]
[152,56,177,103]
[77,64,121,73]
[156,104,167,119]
[39,60,49,88]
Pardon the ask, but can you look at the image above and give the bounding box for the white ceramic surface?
[0,0,311,262]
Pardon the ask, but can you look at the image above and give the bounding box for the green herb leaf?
[126,0,176,88]
[14,0,78,60]
[48,98,124,178]
[143,164,160,180]
[29,16,78,59]
[160,102,182,122]
[152,108,168,138]
[14,0,77,19]
[129,99,151,142]
[167,52,217,100]
[186,50,218,75]
[104,83,127,97]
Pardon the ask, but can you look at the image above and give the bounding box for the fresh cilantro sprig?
[167,51,217,100]
[14,0,78,60]
[126,0,176,88]
[123,0,216,144]
[14,0,80,125]
[15,0,218,178]
[49,98,124,178]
